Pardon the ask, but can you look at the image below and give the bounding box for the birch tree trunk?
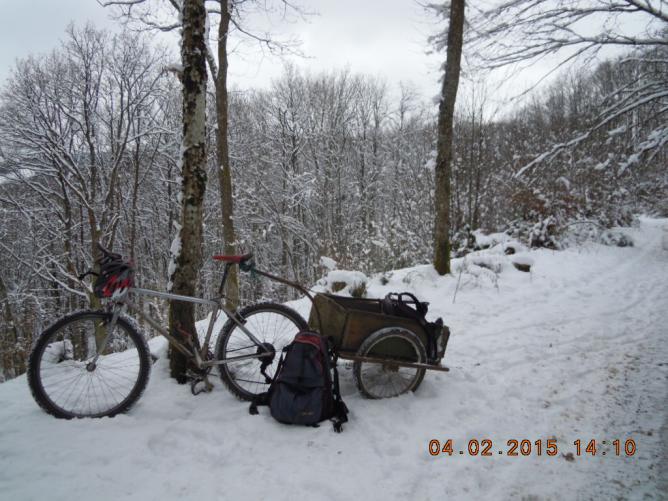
[216,0,239,309]
[433,0,465,275]
[168,0,208,382]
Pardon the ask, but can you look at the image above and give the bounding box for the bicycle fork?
[87,304,124,372]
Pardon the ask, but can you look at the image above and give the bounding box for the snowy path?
[0,219,666,500]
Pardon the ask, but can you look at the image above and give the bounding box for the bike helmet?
[93,245,134,299]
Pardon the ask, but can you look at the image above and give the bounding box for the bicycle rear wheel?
[215,302,307,401]
[28,310,151,418]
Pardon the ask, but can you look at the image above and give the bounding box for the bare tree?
[468,0,668,176]
[167,0,209,381]
[101,0,306,308]
[213,1,239,307]
[0,25,176,375]
[468,0,667,70]
[432,0,466,275]
[0,25,166,302]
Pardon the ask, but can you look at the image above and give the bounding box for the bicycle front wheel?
[28,310,151,419]
[215,302,307,401]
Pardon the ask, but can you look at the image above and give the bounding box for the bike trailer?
[308,292,451,368]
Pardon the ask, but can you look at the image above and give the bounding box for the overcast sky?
[229,0,445,98]
[0,0,653,113]
[0,0,114,78]
[0,0,449,100]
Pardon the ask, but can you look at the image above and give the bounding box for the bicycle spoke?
[223,344,258,354]
[218,305,305,400]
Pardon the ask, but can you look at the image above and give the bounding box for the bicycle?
[27,245,311,419]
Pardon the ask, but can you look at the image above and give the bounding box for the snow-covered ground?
[1,218,667,500]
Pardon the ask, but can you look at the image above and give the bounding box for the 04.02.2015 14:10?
[427,438,637,457]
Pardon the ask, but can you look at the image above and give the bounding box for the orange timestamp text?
[428,438,637,457]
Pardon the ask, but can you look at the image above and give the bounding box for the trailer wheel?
[352,327,427,399]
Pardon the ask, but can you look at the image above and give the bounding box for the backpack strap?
[259,356,273,384]
[249,392,269,415]
[327,337,349,433]
[249,350,286,415]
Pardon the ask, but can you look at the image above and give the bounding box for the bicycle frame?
[104,285,271,373]
[93,258,317,375]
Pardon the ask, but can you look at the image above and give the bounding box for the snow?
[472,229,512,249]
[166,222,182,292]
[511,253,535,267]
[1,218,667,500]
[317,269,369,295]
[319,256,337,271]
[424,157,436,170]
[594,159,610,171]
[323,269,368,285]
[607,125,627,137]
[556,176,570,190]
[465,253,506,274]
[163,63,183,74]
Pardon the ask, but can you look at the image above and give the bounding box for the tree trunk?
[433,0,465,275]
[168,0,208,382]
[89,213,104,347]
[216,0,239,309]
[0,274,20,380]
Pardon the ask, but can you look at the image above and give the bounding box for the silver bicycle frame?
[110,287,271,370]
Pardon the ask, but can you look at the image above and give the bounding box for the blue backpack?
[249,331,349,432]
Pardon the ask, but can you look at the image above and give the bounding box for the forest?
[0,2,666,381]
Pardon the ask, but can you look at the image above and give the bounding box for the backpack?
[380,292,448,363]
[381,291,429,319]
[249,331,349,432]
